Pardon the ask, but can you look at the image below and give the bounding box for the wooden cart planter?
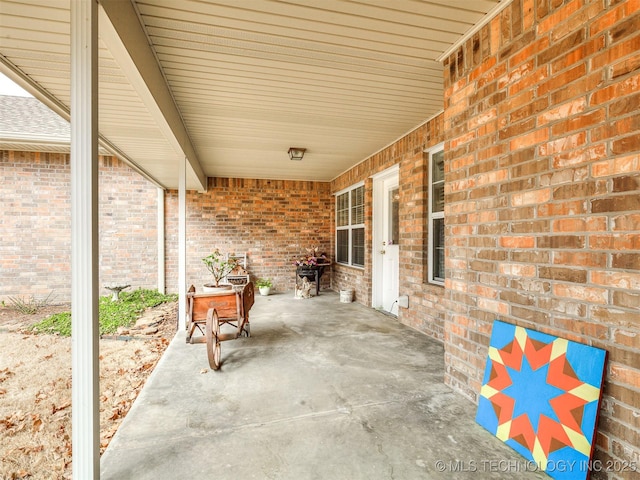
[186,282,255,370]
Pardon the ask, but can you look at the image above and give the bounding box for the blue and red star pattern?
[476,321,607,480]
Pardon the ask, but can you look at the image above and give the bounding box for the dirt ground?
[0,301,178,479]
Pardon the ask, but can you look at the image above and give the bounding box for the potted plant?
[294,246,330,268]
[202,248,238,292]
[293,245,331,297]
[256,278,272,296]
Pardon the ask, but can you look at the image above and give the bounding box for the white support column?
[70,0,100,478]
[178,156,187,330]
[157,188,166,294]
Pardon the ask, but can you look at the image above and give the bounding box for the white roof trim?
[0,57,166,189]
[437,0,514,62]
[99,0,206,191]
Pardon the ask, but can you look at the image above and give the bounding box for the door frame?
[371,164,399,311]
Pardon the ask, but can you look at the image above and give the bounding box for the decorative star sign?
[476,321,607,480]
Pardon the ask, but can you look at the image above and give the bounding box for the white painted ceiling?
[0,0,504,190]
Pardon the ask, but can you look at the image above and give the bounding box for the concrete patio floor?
[101,290,547,479]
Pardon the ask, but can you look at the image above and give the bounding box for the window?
[389,187,399,245]
[336,183,365,267]
[428,145,445,285]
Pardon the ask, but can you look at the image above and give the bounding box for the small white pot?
[259,286,271,296]
[203,283,233,293]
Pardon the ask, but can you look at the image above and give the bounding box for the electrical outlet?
[398,295,409,308]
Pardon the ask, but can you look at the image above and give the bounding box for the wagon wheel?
[206,308,221,370]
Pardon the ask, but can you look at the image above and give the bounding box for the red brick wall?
[0,150,159,302]
[98,156,159,292]
[164,177,333,294]
[331,116,445,331]
[443,0,639,474]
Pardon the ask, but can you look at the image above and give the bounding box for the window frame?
[427,143,445,286]
[335,182,365,268]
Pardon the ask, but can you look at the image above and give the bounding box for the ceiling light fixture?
[288,147,306,161]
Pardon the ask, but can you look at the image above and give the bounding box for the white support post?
[157,188,166,294]
[178,156,187,330]
[70,0,100,478]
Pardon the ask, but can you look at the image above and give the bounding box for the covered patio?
[2,0,638,478]
[1,2,512,475]
[101,291,546,479]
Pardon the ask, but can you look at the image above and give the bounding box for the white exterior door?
[372,166,400,315]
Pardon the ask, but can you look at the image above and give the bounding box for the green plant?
[30,289,178,337]
[32,312,72,336]
[202,248,238,287]
[256,278,272,288]
[7,291,56,315]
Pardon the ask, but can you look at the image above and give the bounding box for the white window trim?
[427,143,445,286]
[335,181,365,268]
